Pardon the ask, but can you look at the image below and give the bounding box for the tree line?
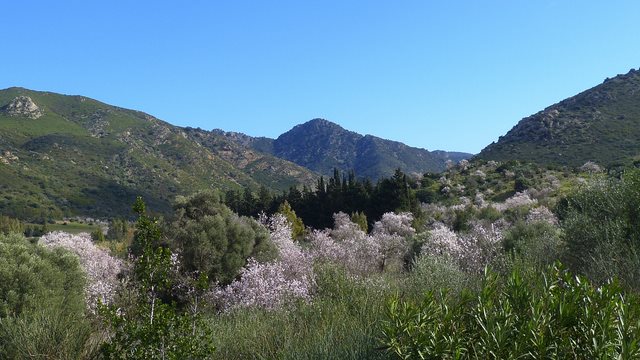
[224,168,422,230]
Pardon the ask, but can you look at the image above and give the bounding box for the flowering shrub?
[473,193,486,208]
[309,213,380,276]
[457,222,503,273]
[422,222,503,274]
[214,212,417,310]
[458,159,470,171]
[371,212,415,272]
[580,161,603,173]
[212,214,314,310]
[373,212,415,239]
[526,206,558,225]
[494,191,537,212]
[330,212,367,242]
[421,223,460,259]
[40,231,123,311]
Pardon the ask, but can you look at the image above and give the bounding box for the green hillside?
[0,87,316,220]
[478,68,640,167]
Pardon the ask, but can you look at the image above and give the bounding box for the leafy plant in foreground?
[100,197,214,359]
[0,233,94,359]
[381,263,640,359]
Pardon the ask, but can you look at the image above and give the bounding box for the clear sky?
[1,1,639,154]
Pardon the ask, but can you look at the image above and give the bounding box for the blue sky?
[1,1,639,153]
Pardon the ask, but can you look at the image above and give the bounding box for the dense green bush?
[0,232,94,359]
[106,217,129,241]
[381,263,640,359]
[166,191,277,284]
[503,221,563,270]
[0,233,85,318]
[562,169,640,289]
[403,254,473,300]
[91,228,106,242]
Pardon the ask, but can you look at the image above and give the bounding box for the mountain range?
[4,66,640,220]
[215,118,471,179]
[0,88,317,219]
[478,68,640,167]
[0,88,467,220]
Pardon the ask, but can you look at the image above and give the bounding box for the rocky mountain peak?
[1,96,43,119]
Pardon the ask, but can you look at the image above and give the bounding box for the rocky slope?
[478,68,640,167]
[220,118,472,179]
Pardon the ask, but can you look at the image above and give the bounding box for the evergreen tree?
[351,211,368,233]
[0,215,24,235]
[277,200,305,240]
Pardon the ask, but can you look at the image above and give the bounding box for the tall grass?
[0,308,102,359]
[208,265,392,359]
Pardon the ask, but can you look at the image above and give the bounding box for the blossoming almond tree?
[371,212,415,272]
[309,212,379,276]
[212,214,315,310]
[40,231,123,312]
[422,221,503,274]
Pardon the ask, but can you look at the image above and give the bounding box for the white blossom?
[422,223,460,258]
[371,212,415,272]
[213,214,314,311]
[526,206,558,225]
[580,161,603,173]
[494,191,537,212]
[40,231,123,312]
[421,222,503,274]
[310,213,379,276]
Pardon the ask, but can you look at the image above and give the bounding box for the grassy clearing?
[40,221,100,234]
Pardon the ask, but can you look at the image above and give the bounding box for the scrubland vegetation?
[3,160,640,359]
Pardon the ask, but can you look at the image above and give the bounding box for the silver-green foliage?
[0,232,85,318]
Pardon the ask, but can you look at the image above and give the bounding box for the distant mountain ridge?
[218,118,473,179]
[0,87,471,220]
[0,87,317,220]
[478,68,640,167]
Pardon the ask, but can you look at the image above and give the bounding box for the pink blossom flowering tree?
[422,221,503,274]
[421,223,461,259]
[310,211,416,275]
[457,222,504,273]
[40,231,124,312]
[371,212,415,272]
[526,206,559,225]
[212,214,315,310]
[308,212,380,276]
[494,191,537,212]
